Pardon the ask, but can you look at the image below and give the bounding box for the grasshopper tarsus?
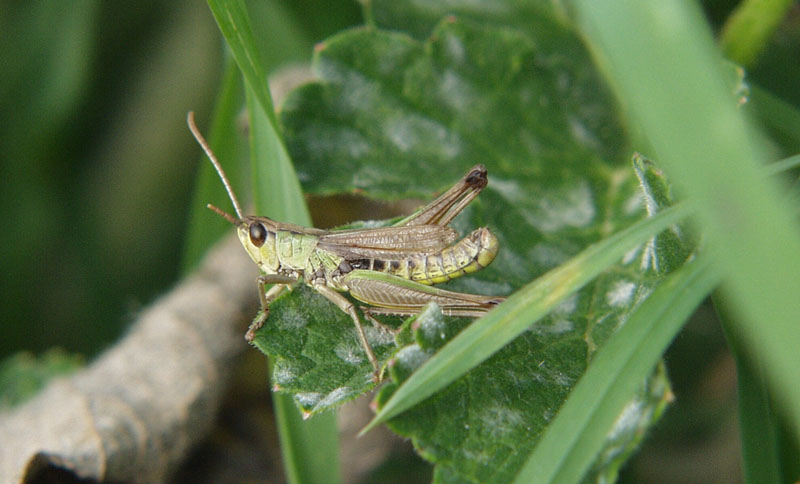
[245,317,265,343]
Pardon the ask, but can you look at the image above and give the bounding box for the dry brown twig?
[0,235,258,483]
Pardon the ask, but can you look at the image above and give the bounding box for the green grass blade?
[751,85,800,152]
[182,57,245,273]
[737,361,783,484]
[574,0,800,442]
[208,0,309,223]
[208,3,338,483]
[765,154,800,177]
[272,381,341,484]
[364,203,692,432]
[717,300,783,484]
[207,0,279,128]
[719,0,795,67]
[514,254,718,484]
[245,84,310,223]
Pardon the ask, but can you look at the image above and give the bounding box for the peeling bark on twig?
[0,235,259,484]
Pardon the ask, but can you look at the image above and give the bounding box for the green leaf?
[249,6,701,480]
[631,153,695,274]
[266,13,633,401]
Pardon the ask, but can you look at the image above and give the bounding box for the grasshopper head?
[206,205,281,273]
[237,216,280,273]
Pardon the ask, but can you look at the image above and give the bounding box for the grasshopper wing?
[317,224,458,259]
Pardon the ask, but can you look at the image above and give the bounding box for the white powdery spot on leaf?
[553,293,579,315]
[450,276,513,298]
[334,340,365,365]
[305,125,371,161]
[277,311,309,331]
[337,69,382,113]
[384,115,422,153]
[531,361,574,386]
[272,364,298,387]
[316,386,352,408]
[352,163,398,189]
[383,113,463,159]
[608,398,645,440]
[365,325,395,346]
[489,177,527,204]
[461,447,492,465]
[527,242,571,268]
[607,280,636,307]
[545,319,575,335]
[622,244,641,265]
[418,312,447,343]
[439,69,477,113]
[294,391,324,408]
[444,31,467,64]
[624,190,645,215]
[478,404,525,439]
[393,345,431,372]
[639,238,657,272]
[527,181,596,232]
[568,115,601,150]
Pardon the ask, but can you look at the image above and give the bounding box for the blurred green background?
[0,0,360,358]
[1,1,798,483]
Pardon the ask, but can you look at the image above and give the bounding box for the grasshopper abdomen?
[406,227,498,284]
[332,227,498,286]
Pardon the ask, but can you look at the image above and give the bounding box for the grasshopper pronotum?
[188,112,505,381]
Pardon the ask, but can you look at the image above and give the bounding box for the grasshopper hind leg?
[344,270,504,318]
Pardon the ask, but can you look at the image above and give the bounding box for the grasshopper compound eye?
[249,222,268,247]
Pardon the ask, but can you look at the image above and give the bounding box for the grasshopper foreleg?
[246,274,298,342]
[313,283,382,381]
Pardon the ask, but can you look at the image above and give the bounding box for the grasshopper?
[187,112,505,380]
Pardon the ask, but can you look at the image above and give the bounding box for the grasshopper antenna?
[187,111,245,221]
